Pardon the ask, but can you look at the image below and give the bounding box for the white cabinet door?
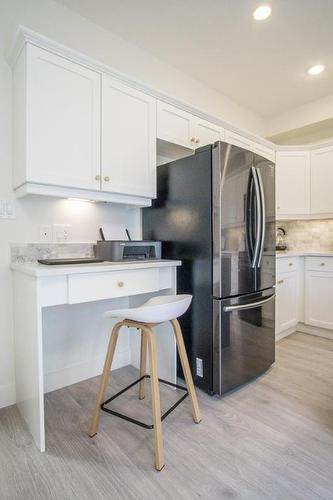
[311,145,333,214]
[305,270,333,329]
[26,45,101,190]
[157,101,195,149]
[194,118,224,147]
[275,271,298,334]
[224,130,253,151]
[102,76,156,197]
[275,151,310,216]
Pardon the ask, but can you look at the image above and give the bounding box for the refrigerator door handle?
[251,166,261,268]
[245,173,254,262]
[223,292,275,312]
[256,167,266,268]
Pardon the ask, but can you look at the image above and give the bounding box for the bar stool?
[89,294,202,471]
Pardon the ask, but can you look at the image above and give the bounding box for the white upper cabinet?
[14,44,101,190]
[224,130,275,162]
[193,118,224,147]
[157,101,195,149]
[157,101,224,149]
[101,77,156,198]
[224,130,253,151]
[275,151,310,216]
[310,145,333,214]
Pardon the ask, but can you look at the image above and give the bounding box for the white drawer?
[276,256,299,274]
[68,268,160,304]
[305,257,333,272]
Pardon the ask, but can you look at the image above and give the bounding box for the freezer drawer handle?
[223,293,275,313]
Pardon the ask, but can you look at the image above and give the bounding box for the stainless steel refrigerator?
[143,141,276,395]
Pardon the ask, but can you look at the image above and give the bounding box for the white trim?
[297,322,333,340]
[277,139,333,151]
[275,325,297,342]
[0,382,16,409]
[7,26,276,151]
[276,322,333,341]
[14,182,152,207]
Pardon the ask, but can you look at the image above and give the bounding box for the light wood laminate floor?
[1,332,333,500]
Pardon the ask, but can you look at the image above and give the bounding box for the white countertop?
[276,251,333,258]
[11,259,182,277]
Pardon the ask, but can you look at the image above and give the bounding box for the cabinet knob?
[195,138,200,144]
[320,262,325,266]
[277,279,284,284]
[117,281,124,288]
[104,176,110,182]
[289,263,293,266]
[277,206,280,210]
[190,137,196,143]
[95,174,101,181]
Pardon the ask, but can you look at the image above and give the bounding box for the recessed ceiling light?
[307,64,326,76]
[253,5,272,21]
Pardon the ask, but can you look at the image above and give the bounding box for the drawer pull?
[277,279,284,284]
[117,281,124,288]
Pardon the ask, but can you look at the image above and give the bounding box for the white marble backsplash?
[11,243,95,263]
[277,219,333,251]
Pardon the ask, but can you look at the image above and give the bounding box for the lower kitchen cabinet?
[275,269,299,334]
[305,257,333,329]
[276,256,300,336]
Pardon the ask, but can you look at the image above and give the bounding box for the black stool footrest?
[101,375,188,430]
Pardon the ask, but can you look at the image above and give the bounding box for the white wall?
[0,0,266,409]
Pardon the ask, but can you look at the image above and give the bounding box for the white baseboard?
[44,347,131,394]
[276,322,333,342]
[0,382,16,409]
[275,325,297,342]
[297,322,333,340]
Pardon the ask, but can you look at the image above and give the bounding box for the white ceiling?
[55,0,333,119]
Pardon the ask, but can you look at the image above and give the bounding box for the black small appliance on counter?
[95,240,161,261]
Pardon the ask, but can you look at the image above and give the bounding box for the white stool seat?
[104,294,192,324]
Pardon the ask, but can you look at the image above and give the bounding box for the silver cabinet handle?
[223,293,275,313]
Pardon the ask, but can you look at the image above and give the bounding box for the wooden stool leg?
[171,319,202,424]
[139,330,147,400]
[89,321,122,437]
[143,326,165,471]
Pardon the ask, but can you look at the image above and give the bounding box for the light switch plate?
[0,199,16,219]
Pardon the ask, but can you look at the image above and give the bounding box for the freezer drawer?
[213,288,275,395]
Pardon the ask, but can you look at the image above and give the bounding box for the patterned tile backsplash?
[11,243,95,263]
[277,219,333,251]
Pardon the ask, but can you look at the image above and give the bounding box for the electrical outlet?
[39,225,52,242]
[53,224,72,242]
